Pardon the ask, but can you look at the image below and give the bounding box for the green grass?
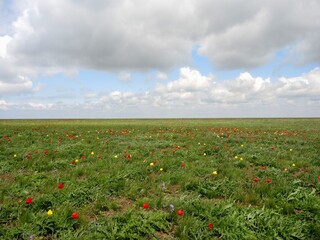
[0,119,320,239]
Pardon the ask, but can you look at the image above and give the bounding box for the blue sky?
[0,0,320,118]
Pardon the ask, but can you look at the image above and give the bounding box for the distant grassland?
[0,119,320,239]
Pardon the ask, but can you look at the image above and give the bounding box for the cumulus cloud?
[156,67,214,93]
[0,100,10,110]
[2,0,319,76]
[118,72,131,82]
[28,102,54,110]
[156,72,168,81]
[0,75,34,94]
[276,67,320,97]
[199,0,319,68]
[2,66,319,118]
[1,0,320,117]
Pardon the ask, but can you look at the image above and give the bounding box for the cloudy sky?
[1,0,320,118]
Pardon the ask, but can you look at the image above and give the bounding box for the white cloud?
[28,102,54,110]
[2,0,318,77]
[0,71,36,95]
[198,0,320,69]
[118,72,131,82]
[1,66,319,118]
[156,72,167,81]
[156,67,214,93]
[276,67,320,97]
[1,1,320,118]
[0,100,10,110]
[0,35,12,58]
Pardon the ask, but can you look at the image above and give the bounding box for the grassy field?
[0,119,320,239]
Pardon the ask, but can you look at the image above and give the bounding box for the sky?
[0,0,320,119]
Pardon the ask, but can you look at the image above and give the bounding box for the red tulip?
[253,177,259,183]
[181,163,185,167]
[318,175,320,181]
[261,166,267,170]
[142,203,149,209]
[58,183,64,189]
[266,178,271,183]
[208,223,214,230]
[26,197,33,204]
[71,212,79,219]
[177,209,184,216]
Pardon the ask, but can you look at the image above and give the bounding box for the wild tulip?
[317,175,320,181]
[58,183,64,189]
[261,166,267,170]
[142,203,149,209]
[181,163,185,167]
[266,178,272,183]
[71,212,79,219]
[26,197,33,204]
[177,209,184,216]
[253,177,259,183]
[208,223,214,230]
[47,210,53,216]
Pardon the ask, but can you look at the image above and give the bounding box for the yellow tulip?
[47,210,53,216]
